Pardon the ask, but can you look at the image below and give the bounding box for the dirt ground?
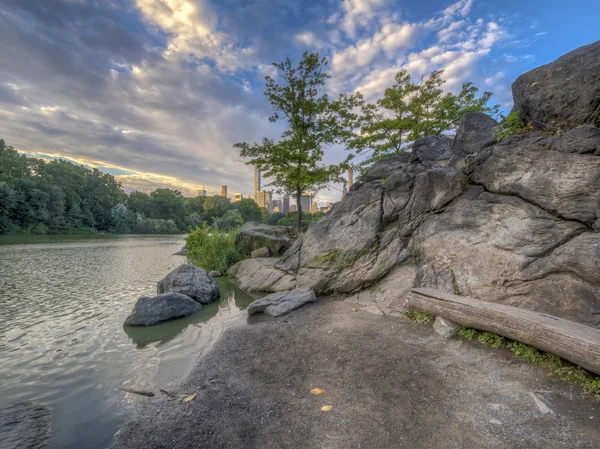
[113,298,600,449]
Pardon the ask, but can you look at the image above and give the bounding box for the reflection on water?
[123,278,258,348]
[0,235,259,449]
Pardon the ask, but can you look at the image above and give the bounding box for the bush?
[186,225,245,273]
[213,209,244,231]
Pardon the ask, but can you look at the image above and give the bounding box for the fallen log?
[116,387,155,397]
[409,288,600,376]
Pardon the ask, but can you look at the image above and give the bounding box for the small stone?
[433,316,462,339]
[251,247,271,258]
[489,419,502,425]
[208,271,222,278]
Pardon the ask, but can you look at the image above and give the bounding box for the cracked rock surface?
[235,42,600,327]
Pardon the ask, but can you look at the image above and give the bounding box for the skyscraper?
[300,194,311,213]
[220,185,227,198]
[200,187,207,197]
[282,195,290,214]
[234,193,243,202]
[348,169,353,189]
[253,166,262,203]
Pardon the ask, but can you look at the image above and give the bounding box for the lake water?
[0,234,258,449]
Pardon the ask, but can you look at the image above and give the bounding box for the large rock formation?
[512,40,600,130]
[157,264,220,304]
[124,292,202,326]
[236,222,298,255]
[235,42,600,328]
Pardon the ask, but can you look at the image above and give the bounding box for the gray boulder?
[237,222,298,255]
[433,317,462,339]
[251,247,271,258]
[247,288,317,317]
[157,264,220,304]
[234,42,600,327]
[208,270,222,278]
[451,112,498,157]
[124,292,202,326]
[410,136,452,168]
[512,40,600,130]
[0,402,52,449]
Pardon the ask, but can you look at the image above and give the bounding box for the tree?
[233,198,262,222]
[347,70,501,168]
[202,195,233,222]
[149,188,186,229]
[235,52,361,231]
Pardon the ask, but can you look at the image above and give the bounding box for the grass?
[403,311,435,324]
[186,225,246,273]
[403,312,600,398]
[457,327,600,399]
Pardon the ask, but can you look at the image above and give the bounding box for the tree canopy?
[346,69,501,168]
[235,52,361,230]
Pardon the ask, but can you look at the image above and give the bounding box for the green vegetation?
[403,311,435,324]
[496,111,527,141]
[346,69,501,169]
[185,225,246,273]
[456,327,600,398]
[0,138,281,235]
[235,52,362,231]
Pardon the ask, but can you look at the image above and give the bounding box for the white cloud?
[135,0,253,71]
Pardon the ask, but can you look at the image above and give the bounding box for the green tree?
[232,198,262,222]
[235,52,361,231]
[149,188,186,229]
[348,70,500,168]
[202,195,233,222]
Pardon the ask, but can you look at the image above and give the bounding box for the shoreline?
[112,298,600,449]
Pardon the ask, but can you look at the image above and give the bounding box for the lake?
[0,234,258,449]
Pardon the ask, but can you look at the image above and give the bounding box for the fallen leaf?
[351,308,357,312]
[184,393,197,403]
[311,388,325,395]
[321,405,333,412]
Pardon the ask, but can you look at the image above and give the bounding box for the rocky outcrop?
[512,40,600,130]
[236,222,298,255]
[235,42,600,328]
[247,288,317,317]
[251,247,270,258]
[124,292,202,326]
[157,264,220,304]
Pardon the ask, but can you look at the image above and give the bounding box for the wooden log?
[409,288,600,376]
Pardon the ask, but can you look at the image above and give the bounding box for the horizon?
[1,0,598,204]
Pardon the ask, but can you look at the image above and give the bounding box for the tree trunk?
[409,288,600,376]
[295,186,302,232]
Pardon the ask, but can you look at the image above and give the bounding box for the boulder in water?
[157,264,220,304]
[124,292,202,326]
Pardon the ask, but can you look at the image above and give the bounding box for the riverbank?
[113,298,600,449]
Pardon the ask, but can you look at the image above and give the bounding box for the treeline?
[0,139,288,235]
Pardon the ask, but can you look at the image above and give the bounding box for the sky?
[0,0,598,205]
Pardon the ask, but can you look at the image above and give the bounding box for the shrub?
[403,311,435,324]
[186,225,245,273]
[497,111,525,141]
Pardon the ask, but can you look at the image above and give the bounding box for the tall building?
[220,185,227,198]
[290,204,297,212]
[234,193,243,202]
[256,190,272,210]
[253,166,262,203]
[282,195,290,215]
[272,199,282,213]
[348,169,353,189]
[300,194,311,213]
[199,187,207,197]
[311,201,318,213]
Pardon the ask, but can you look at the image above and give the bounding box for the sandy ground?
[113,298,600,449]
